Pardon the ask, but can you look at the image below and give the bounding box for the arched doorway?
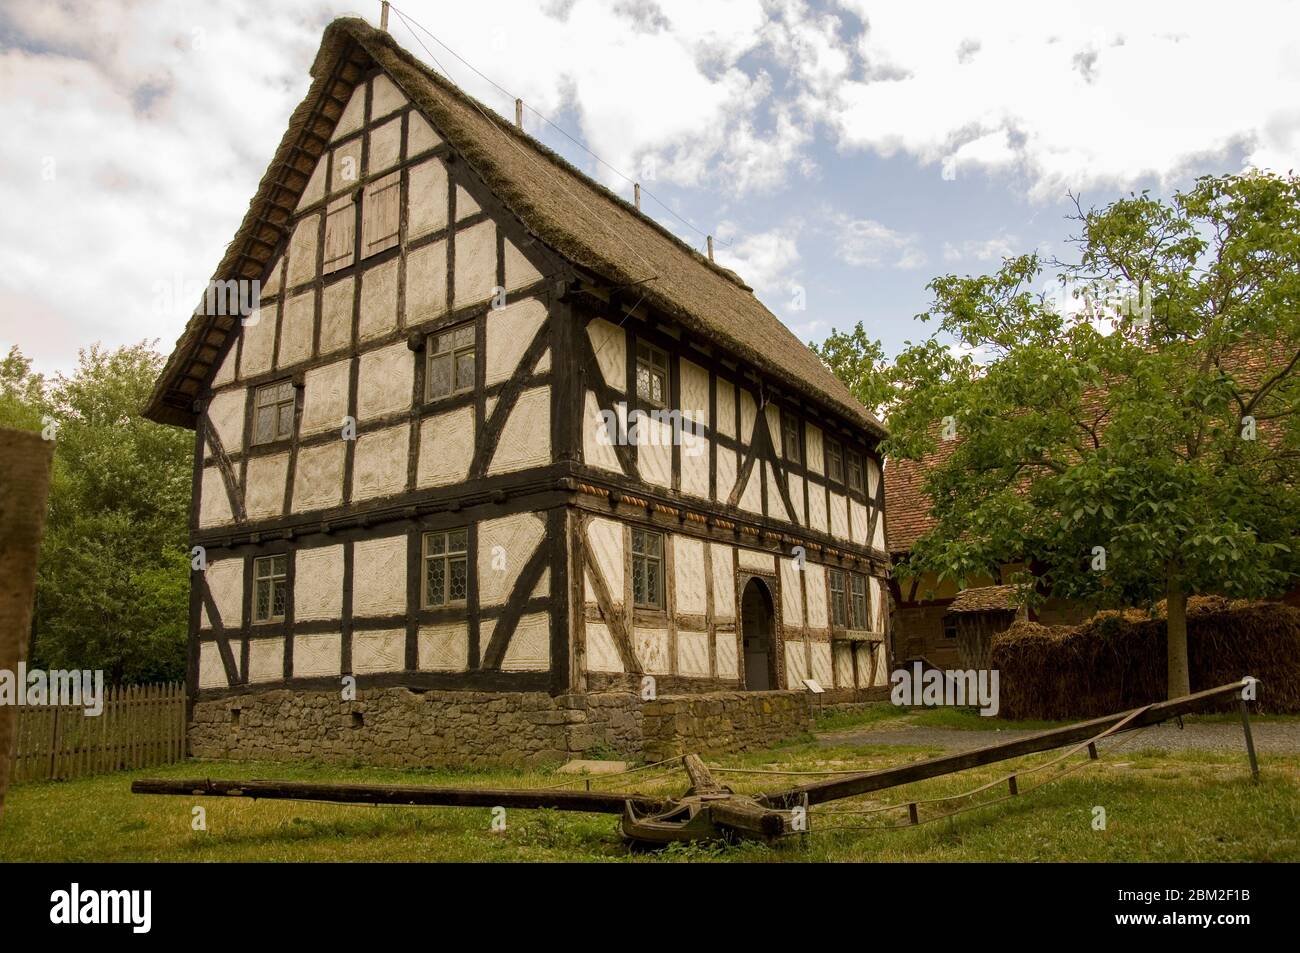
[740,577,777,691]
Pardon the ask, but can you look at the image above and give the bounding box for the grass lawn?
[3,731,1297,862]
[814,702,1289,733]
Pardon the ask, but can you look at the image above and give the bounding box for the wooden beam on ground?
[131,777,666,815]
[761,679,1256,809]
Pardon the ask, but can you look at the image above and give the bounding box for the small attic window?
[362,171,401,258]
[426,323,476,400]
[323,196,356,274]
[636,342,668,408]
[253,380,296,445]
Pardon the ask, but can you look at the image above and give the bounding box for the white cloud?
[829,214,925,269]
[942,234,1020,263]
[713,220,802,297]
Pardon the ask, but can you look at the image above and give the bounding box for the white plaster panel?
[453,220,496,311]
[833,642,853,689]
[804,563,829,629]
[405,239,448,322]
[418,623,468,672]
[737,548,775,573]
[789,473,805,526]
[357,341,413,421]
[239,301,277,379]
[635,627,670,675]
[636,414,672,489]
[765,404,782,456]
[534,348,550,374]
[673,536,706,615]
[488,386,550,474]
[352,628,406,674]
[680,438,709,498]
[500,613,550,672]
[808,485,828,534]
[716,379,735,438]
[407,112,442,156]
[454,183,481,220]
[417,405,474,487]
[851,500,869,548]
[262,255,283,297]
[320,278,354,356]
[715,630,738,678]
[871,576,885,632]
[201,557,244,629]
[359,257,399,342]
[585,622,624,673]
[503,237,543,293]
[279,290,315,368]
[715,445,737,504]
[199,640,241,689]
[586,319,625,391]
[485,297,546,386]
[738,467,762,515]
[207,389,245,454]
[297,156,326,211]
[477,512,544,607]
[766,466,791,522]
[408,159,448,242]
[294,544,344,622]
[811,642,833,688]
[805,424,824,476]
[212,345,237,388]
[367,116,402,174]
[198,466,233,528]
[330,139,362,195]
[244,452,289,521]
[784,640,808,687]
[352,535,406,618]
[370,74,407,119]
[248,638,284,684]
[300,359,350,437]
[874,515,886,552]
[330,83,365,141]
[292,441,345,514]
[584,518,624,606]
[295,633,342,678]
[739,390,757,446]
[710,543,735,620]
[352,424,409,502]
[830,492,849,541]
[583,390,622,473]
[285,214,320,289]
[779,555,804,627]
[680,358,709,427]
[676,631,709,677]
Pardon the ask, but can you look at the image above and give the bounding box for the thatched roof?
[947,585,1020,614]
[144,17,886,439]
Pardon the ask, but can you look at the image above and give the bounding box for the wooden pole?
[515,98,523,130]
[0,428,55,822]
[1239,698,1259,783]
[634,182,641,210]
[380,1,390,32]
[706,235,714,261]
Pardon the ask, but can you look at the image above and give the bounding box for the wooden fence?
[8,682,186,782]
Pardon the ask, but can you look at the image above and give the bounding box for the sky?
[2,0,1299,379]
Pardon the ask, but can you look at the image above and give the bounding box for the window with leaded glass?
[253,555,288,623]
[423,528,468,608]
[828,568,847,628]
[635,342,668,407]
[826,438,844,483]
[426,323,476,400]
[847,450,865,492]
[782,412,801,465]
[252,380,295,445]
[631,529,664,609]
[850,572,869,629]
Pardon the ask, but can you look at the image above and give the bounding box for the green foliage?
[810,321,893,417]
[8,342,192,683]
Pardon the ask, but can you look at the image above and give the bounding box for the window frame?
[826,438,844,484]
[635,341,669,409]
[942,615,958,640]
[828,568,848,629]
[425,322,477,402]
[251,379,296,447]
[782,412,801,465]
[847,450,865,493]
[421,528,469,609]
[631,528,665,610]
[252,554,288,624]
[849,572,869,630]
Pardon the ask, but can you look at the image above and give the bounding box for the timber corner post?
[0,427,56,824]
[1239,675,1260,783]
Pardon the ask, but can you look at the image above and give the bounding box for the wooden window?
[828,568,848,628]
[635,342,668,407]
[323,195,356,274]
[782,412,801,465]
[361,171,401,258]
[252,380,295,445]
[426,323,476,400]
[943,615,958,640]
[422,528,468,608]
[631,529,664,609]
[826,438,844,484]
[847,450,865,492]
[253,555,288,624]
[850,573,869,630]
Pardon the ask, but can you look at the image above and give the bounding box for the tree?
[882,171,1300,698]
[7,343,193,683]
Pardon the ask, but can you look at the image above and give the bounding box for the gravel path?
[815,719,1300,754]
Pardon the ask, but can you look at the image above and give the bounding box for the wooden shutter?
[362,171,401,258]
[323,195,355,274]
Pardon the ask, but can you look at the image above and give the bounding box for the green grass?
[3,735,1296,862]
[815,702,1068,733]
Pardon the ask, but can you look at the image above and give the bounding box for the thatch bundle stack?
[990,597,1300,720]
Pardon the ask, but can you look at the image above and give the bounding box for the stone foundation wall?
[190,686,819,767]
[640,690,813,760]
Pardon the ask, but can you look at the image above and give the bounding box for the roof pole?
[707,235,714,261]
[380,1,390,32]
[515,98,523,129]
[634,182,641,210]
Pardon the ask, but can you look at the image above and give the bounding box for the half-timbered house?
[146,17,892,763]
